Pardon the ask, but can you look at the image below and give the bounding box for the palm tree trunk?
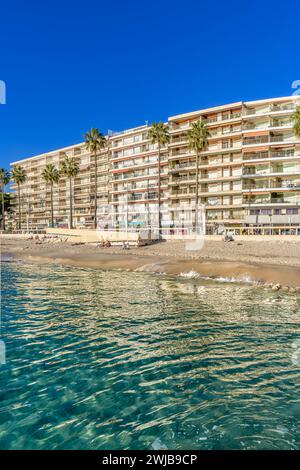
[94,150,97,229]
[69,176,73,229]
[1,183,5,231]
[157,143,161,239]
[50,183,54,228]
[195,151,199,231]
[18,184,21,231]
[107,147,110,204]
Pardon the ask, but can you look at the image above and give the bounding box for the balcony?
[243,150,299,161]
[170,161,196,171]
[271,103,295,112]
[243,181,300,191]
[243,136,269,146]
[243,135,297,146]
[112,157,167,170]
[206,116,218,124]
[243,166,300,177]
[171,149,192,158]
[170,175,196,184]
[242,120,292,131]
[243,103,295,117]
[170,136,188,146]
[244,197,300,205]
[270,119,293,128]
[169,122,190,132]
[171,188,196,197]
[271,150,298,159]
[209,127,242,138]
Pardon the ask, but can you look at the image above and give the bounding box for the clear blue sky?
[0,0,299,168]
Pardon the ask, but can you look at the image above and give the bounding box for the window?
[250,209,260,215]
[287,208,298,215]
[261,209,272,215]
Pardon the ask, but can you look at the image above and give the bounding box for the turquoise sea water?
[1,260,300,450]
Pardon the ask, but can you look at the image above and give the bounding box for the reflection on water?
[1,262,300,450]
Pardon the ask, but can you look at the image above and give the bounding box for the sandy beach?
[1,235,300,289]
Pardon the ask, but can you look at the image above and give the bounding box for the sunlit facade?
[10,96,300,234]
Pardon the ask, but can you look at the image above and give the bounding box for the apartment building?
[10,142,109,230]
[10,96,300,234]
[168,96,300,234]
[110,125,169,231]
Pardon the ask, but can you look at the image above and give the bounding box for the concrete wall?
[46,228,141,244]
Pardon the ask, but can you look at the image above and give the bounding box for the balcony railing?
[244,197,300,205]
[170,162,196,170]
[170,137,188,145]
[243,168,300,177]
[171,189,196,196]
[243,136,269,145]
[243,182,300,191]
[243,150,298,160]
[243,135,296,146]
[271,103,295,112]
[171,175,196,183]
[243,103,295,117]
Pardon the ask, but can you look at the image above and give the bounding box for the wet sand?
[1,237,300,288]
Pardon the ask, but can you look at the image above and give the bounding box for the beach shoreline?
[1,236,300,289]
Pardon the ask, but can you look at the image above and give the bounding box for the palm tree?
[42,163,60,228]
[149,122,169,238]
[60,156,79,229]
[84,128,107,229]
[11,165,27,230]
[0,168,10,231]
[292,105,300,138]
[188,119,210,231]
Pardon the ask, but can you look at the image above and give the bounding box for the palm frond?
[60,156,80,178]
[11,165,27,185]
[42,163,60,184]
[149,122,169,146]
[84,128,107,154]
[188,119,210,152]
[0,168,10,186]
[292,106,300,138]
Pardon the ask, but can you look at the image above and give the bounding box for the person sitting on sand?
[224,233,234,242]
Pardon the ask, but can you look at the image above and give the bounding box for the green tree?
[292,105,300,138]
[84,128,107,229]
[60,156,79,229]
[0,168,10,230]
[11,165,27,230]
[188,119,210,230]
[149,122,169,238]
[42,163,60,228]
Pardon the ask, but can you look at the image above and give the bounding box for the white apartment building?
[10,96,300,235]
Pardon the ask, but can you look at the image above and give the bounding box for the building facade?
[10,96,300,235]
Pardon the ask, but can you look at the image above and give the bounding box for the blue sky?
[0,0,299,168]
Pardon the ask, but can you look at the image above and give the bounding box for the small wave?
[179,271,256,284]
[179,270,201,279]
[135,264,166,275]
[214,274,257,284]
